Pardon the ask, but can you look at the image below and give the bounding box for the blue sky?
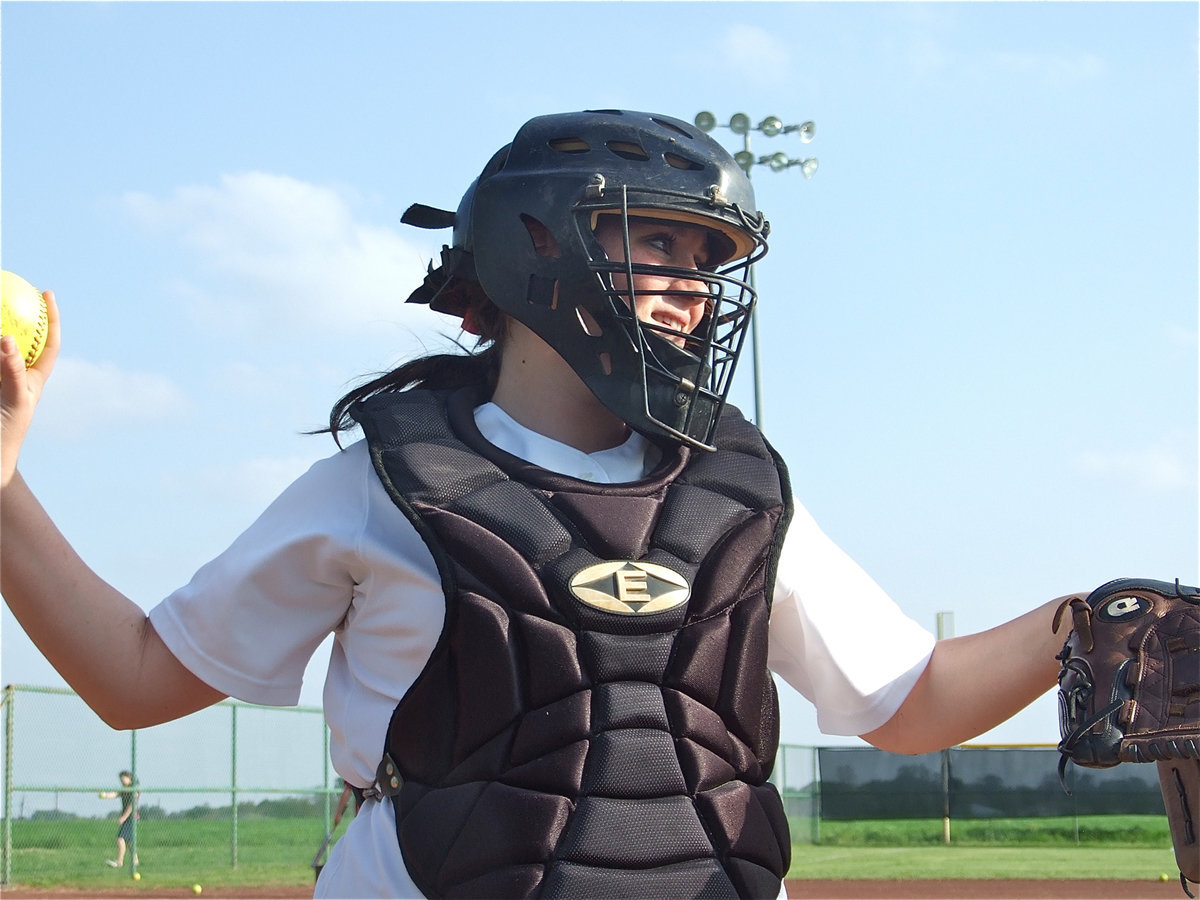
[2,1,1196,750]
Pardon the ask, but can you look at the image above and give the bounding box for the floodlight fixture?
[690,113,815,154]
[759,116,784,137]
[688,106,820,432]
[788,121,816,143]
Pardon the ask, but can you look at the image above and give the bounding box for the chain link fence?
[817,745,1165,820]
[1,685,1170,887]
[2,684,340,886]
[815,744,1166,845]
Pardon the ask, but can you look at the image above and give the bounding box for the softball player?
[1,110,1078,899]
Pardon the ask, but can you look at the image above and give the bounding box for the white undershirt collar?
[473,401,657,483]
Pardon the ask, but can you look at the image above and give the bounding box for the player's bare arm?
[1,291,225,729]
[862,594,1078,755]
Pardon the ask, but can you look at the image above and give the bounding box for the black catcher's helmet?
[403,109,769,450]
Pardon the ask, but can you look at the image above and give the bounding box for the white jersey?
[149,402,935,898]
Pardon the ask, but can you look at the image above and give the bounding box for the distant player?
[99,770,139,869]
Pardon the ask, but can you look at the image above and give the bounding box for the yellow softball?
[1,270,49,369]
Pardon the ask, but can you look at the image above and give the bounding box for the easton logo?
[1097,594,1152,622]
[568,561,690,615]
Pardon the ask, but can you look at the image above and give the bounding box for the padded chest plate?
[353,387,793,899]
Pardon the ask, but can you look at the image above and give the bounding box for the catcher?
[0,108,1185,898]
[1056,578,1200,895]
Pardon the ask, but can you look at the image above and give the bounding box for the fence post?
[941,748,952,844]
[775,743,786,818]
[230,703,238,868]
[936,612,955,845]
[1072,767,1080,843]
[811,745,821,845]
[130,729,139,878]
[2,685,14,886]
[322,719,332,833]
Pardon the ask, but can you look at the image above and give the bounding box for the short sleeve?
[768,501,935,736]
[148,447,370,706]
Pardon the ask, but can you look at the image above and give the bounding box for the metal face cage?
[572,183,767,449]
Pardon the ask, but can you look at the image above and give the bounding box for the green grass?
[789,846,1180,881]
[806,815,1172,846]
[5,817,325,890]
[787,816,1179,881]
[0,815,1181,890]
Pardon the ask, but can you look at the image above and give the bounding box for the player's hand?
[1,289,60,487]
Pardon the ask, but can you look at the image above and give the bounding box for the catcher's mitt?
[1054,577,1200,894]
[1158,759,1200,896]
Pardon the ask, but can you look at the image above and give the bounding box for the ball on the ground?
[192,884,203,894]
[0,271,49,369]
[1161,873,1171,882]
[131,871,141,881]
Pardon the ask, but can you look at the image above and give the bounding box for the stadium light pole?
[693,112,818,430]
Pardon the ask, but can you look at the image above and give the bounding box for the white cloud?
[195,454,327,511]
[120,172,451,339]
[36,357,190,438]
[984,49,1105,85]
[1077,438,1197,493]
[1167,322,1198,350]
[906,35,952,78]
[888,5,1105,86]
[726,24,791,83]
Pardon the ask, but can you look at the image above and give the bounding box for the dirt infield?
[0,879,1188,899]
[787,878,1187,898]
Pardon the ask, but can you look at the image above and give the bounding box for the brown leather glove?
[1158,759,1200,895]
[1055,577,1200,895]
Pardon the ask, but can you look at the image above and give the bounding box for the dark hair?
[320,280,508,446]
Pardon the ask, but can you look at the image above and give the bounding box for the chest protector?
[352,386,794,899]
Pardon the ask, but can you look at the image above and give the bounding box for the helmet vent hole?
[606,141,649,161]
[664,153,703,172]
[526,274,559,308]
[652,117,692,138]
[576,307,604,337]
[549,137,591,154]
